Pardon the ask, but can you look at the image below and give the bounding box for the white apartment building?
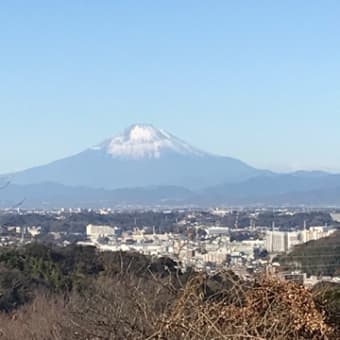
[86,224,117,242]
[265,231,303,253]
[301,226,336,242]
[265,227,336,253]
[265,231,287,253]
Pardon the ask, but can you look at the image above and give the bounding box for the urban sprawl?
[1,207,339,288]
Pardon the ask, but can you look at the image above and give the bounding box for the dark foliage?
[313,282,340,332]
[0,243,187,312]
[278,231,340,276]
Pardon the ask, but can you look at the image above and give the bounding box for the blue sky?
[1,1,340,173]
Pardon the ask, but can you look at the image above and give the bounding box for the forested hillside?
[278,231,340,276]
[0,243,338,339]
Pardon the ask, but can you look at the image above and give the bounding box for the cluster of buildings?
[265,225,336,253]
[1,207,339,285]
[0,225,42,246]
[83,223,267,274]
[83,219,338,282]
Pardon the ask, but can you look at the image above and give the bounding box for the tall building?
[265,226,336,253]
[265,231,286,253]
[301,226,335,242]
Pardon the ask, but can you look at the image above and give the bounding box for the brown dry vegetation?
[0,244,338,339]
[156,275,333,340]
[0,272,338,340]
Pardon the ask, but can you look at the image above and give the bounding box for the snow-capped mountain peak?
[92,124,207,159]
[127,124,160,142]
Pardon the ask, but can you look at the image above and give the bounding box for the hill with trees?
[0,243,338,339]
[278,230,340,276]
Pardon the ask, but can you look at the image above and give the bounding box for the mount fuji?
[3,124,340,207]
[7,124,265,190]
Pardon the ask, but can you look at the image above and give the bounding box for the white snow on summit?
[92,124,207,159]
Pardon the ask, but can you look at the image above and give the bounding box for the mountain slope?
[203,172,340,205]
[8,124,264,189]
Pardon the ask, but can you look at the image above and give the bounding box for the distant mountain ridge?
[1,124,339,207]
[201,172,340,205]
[1,175,340,208]
[0,182,196,208]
